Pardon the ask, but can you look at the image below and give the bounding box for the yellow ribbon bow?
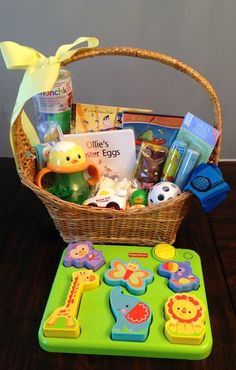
[0,36,99,126]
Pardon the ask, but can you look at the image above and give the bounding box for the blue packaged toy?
[175,112,220,164]
[184,163,230,212]
[175,148,199,189]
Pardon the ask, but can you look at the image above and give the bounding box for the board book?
[64,129,136,178]
[122,112,183,149]
[71,103,152,133]
[38,245,213,360]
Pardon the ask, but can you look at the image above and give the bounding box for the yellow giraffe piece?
[43,270,100,338]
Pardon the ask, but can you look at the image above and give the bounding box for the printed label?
[128,252,149,258]
[34,78,72,113]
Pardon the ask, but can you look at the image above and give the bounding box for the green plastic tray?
[38,245,212,359]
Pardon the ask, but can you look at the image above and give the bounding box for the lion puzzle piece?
[110,286,152,342]
[43,270,100,338]
[164,293,206,345]
[158,261,200,293]
[63,240,106,271]
[104,259,153,295]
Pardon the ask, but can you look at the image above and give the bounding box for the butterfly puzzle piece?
[158,261,200,292]
[104,258,153,295]
[164,293,206,345]
[109,286,152,342]
[63,240,106,271]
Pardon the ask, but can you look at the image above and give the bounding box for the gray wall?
[1,0,235,158]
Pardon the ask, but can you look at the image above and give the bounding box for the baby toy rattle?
[148,181,182,205]
[35,141,100,204]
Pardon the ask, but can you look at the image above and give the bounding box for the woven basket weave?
[12,47,222,245]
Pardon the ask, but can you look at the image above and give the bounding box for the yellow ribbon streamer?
[0,36,99,126]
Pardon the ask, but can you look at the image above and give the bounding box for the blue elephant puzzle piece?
[109,286,152,342]
[158,261,200,293]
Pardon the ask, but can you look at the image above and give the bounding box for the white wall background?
[0,0,235,158]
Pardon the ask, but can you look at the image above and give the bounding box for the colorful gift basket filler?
[0,37,222,245]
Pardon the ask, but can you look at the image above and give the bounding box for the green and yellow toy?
[129,189,148,209]
[35,141,100,204]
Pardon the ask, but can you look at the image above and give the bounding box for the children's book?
[71,103,152,133]
[64,129,136,178]
[122,112,183,149]
[175,112,220,164]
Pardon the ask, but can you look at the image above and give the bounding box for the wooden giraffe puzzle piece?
[110,286,152,342]
[164,293,206,345]
[43,270,100,338]
[158,261,200,292]
[104,259,153,295]
[63,240,106,271]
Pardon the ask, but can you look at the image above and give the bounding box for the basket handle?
[62,47,222,163]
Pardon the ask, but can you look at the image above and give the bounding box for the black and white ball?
[148,182,182,205]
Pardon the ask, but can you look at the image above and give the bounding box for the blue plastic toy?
[158,261,200,293]
[104,259,153,295]
[184,163,230,212]
[109,286,152,342]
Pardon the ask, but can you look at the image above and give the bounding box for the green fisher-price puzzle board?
[38,245,213,360]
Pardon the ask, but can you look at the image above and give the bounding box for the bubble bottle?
[32,69,73,142]
[175,148,200,189]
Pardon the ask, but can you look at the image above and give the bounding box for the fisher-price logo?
[128,252,149,258]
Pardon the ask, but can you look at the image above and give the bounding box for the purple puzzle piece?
[158,261,200,293]
[63,240,106,271]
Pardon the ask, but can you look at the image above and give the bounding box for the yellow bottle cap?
[153,243,176,261]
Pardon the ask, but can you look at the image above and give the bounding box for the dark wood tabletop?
[0,158,235,370]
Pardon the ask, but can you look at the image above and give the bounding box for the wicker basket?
[12,47,222,245]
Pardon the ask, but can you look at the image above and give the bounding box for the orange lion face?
[166,294,204,324]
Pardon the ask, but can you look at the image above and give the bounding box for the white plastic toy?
[83,188,128,210]
[94,176,139,198]
[148,182,182,205]
[83,176,140,210]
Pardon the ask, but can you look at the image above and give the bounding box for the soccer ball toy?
[148,182,182,205]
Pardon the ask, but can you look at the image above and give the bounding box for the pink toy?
[63,240,106,271]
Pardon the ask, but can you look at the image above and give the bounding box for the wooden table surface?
[0,158,235,370]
